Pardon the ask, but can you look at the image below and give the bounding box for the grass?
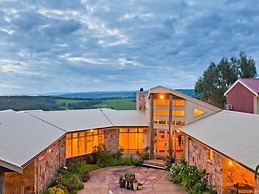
[55,99,88,105]
[94,98,136,110]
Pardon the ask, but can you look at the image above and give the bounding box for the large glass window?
[66,130,104,158]
[119,128,145,154]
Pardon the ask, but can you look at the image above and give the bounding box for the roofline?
[224,79,258,96]
[148,86,221,112]
[180,130,255,173]
[0,159,23,174]
[66,125,149,133]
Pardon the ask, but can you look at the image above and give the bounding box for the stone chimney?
[136,88,147,110]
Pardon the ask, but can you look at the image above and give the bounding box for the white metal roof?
[100,109,148,127]
[28,108,148,132]
[28,109,113,132]
[182,110,259,171]
[0,110,65,173]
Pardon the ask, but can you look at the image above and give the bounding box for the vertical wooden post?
[149,94,154,159]
[169,94,173,159]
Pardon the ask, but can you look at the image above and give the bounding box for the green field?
[0,96,136,111]
[94,98,136,110]
[55,99,88,105]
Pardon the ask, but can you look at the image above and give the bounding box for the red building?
[224,78,259,114]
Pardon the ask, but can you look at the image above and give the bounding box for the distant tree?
[195,51,257,108]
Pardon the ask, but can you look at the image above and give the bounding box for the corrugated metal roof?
[28,108,148,132]
[182,110,259,171]
[100,109,148,127]
[240,78,259,94]
[28,109,113,132]
[224,78,259,96]
[0,110,65,173]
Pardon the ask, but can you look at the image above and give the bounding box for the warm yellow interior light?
[160,94,164,99]
[228,161,233,166]
[91,129,94,133]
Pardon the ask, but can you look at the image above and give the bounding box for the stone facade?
[4,162,35,194]
[188,139,222,193]
[136,89,147,111]
[104,128,119,153]
[188,138,255,194]
[3,137,66,194]
[36,137,66,193]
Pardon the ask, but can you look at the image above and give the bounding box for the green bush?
[169,159,217,194]
[62,174,82,193]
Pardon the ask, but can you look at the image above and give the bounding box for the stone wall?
[136,90,147,110]
[36,137,66,193]
[105,128,119,153]
[188,139,255,194]
[188,139,222,193]
[4,162,35,194]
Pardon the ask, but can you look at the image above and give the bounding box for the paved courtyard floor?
[78,166,186,194]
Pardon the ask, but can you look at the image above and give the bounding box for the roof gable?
[224,78,259,96]
[148,86,221,112]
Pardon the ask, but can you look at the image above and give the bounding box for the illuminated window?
[153,99,169,106]
[173,99,185,106]
[154,109,169,115]
[194,108,204,117]
[119,128,145,154]
[173,110,185,117]
[65,130,104,158]
[173,120,185,126]
[207,149,213,164]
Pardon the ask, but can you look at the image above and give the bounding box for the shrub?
[169,159,217,194]
[62,174,82,193]
[47,186,65,194]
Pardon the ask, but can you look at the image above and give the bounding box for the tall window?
[66,130,104,158]
[119,128,145,154]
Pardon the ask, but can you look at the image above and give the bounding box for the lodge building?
[0,84,258,194]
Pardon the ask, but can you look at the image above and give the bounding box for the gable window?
[193,108,204,117]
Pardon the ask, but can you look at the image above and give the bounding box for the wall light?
[91,129,94,133]
[160,94,164,99]
[228,161,233,166]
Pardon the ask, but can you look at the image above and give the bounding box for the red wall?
[226,83,254,113]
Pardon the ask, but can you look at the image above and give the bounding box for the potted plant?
[82,172,90,182]
[133,178,138,191]
[124,173,131,190]
[119,175,125,188]
[137,183,144,190]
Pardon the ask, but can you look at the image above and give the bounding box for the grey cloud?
[1,0,259,95]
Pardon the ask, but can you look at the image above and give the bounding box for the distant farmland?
[0,96,136,111]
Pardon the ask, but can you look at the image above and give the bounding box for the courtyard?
[78,166,186,194]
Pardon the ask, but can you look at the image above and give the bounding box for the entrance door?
[155,130,169,156]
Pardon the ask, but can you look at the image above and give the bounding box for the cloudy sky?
[1,0,259,95]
